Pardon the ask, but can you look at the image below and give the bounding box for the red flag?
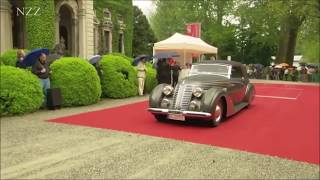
[185,23,201,38]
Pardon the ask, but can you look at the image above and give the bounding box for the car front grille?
[171,84,193,110]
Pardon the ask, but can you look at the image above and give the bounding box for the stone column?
[55,14,60,44]
[0,0,13,54]
[78,8,86,58]
[109,29,112,53]
[72,18,78,56]
[85,0,94,58]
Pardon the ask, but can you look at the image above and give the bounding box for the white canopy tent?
[153,33,218,67]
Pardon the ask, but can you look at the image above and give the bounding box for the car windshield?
[189,64,231,77]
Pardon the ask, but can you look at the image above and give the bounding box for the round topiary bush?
[0,66,43,116]
[50,57,101,106]
[0,49,29,67]
[144,63,158,93]
[109,52,133,62]
[100,55,138,98]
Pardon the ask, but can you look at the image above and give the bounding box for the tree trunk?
[286,27,299,66]
[275,20,289,64]
[216,0,224,26]
[285,14,305,66]
[276,14,304,65]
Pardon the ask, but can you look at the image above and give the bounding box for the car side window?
[231,66,243,78]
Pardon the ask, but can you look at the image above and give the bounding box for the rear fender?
[243,83,255,103]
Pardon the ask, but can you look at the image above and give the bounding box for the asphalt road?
[1,82,319,179]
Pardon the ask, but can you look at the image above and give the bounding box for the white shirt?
[179,68,190,81]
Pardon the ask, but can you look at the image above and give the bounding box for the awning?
[153,33,218,54]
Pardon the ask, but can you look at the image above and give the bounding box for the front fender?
[201,88,226,113]
[149,84,167,108]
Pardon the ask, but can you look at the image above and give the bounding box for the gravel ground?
[1,81,319,179]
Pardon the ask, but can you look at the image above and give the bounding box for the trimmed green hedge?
[0,49,29,67]
[144,63,157,93]
[25,0,55,50]
[100,55,138,98]
[109,52,133,62]
[0,66,43,116]
[50,58,101,106]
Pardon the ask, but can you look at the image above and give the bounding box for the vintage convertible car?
[148,60,255,127]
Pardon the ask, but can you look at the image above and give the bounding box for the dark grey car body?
[148,60,255,126]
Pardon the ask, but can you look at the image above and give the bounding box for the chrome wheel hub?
[214,104,222,122]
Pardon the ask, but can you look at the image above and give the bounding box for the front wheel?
[209,100,224,127]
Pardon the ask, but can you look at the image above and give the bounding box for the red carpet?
[49,84,320,164]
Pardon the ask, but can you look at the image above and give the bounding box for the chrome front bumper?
[148,108,212,119]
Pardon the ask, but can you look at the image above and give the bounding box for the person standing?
[32,53,51,105]
[93,61,103,78]
[272,68,278,80]
[284,67,289,81]
[179,63,192,81]
[290,67,298,81]
[300,66,308,82]
[53,37,66,56]
[137,59,147,96]
[270,67,275,80]
[170,60,181,87]
[156,59,171,84]
[15,49,26,68]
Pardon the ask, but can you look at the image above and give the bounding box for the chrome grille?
[171,85,193,110]
[171,82,227,110]
[180,85,193,110]
[171,85,180,109]
[172,85,184,109]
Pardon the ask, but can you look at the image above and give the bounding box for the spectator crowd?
[246,64,319,82]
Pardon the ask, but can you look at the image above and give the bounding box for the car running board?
[233,102,248,114]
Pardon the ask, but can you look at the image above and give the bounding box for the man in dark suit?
[156,59,171,85]
[32,53,51,105]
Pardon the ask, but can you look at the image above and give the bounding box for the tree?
[234,0,280,65]
[150,0,319,66]
[298,19,320,63]
[150,0,237,60]
[274,0,319,65]
[296,1,320,63]
[150,0,190,40]
[132,6,157,57]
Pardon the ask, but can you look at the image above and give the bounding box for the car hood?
[180,74,231,88]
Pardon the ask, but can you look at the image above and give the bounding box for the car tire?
[209,99,224,127]
[154,114,166,122]
[245,89,255,108]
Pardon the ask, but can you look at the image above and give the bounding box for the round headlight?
[192,87,203,98]
[161,98,170,108]
[162,85,174,96]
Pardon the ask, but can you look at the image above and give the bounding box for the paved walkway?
[1,81,319,179]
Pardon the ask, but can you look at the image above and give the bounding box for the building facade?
[0,0,131,58]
